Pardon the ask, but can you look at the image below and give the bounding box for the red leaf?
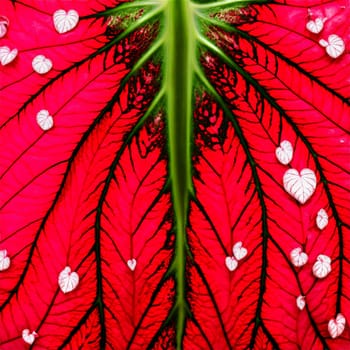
[1,0,349,348]
[0,0,121,123]
[239,1,350,98]
[0,1,174,348]
[185,1,350,347]
[186,96,263,348]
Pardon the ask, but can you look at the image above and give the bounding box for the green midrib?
[165,0,195,347]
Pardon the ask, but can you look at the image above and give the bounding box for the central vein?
[164,0,195,346]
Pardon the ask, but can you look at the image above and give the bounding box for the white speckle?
[328,313,346,338]
[0,16,9,38]
[283,168,316,204]
[0,249,10,271]
[225,256,238,271]
[275,140,293,165]
[312,254,331,278]
[316,208,328,230]
[32,55,53,74]
[340,139,345,144]
[232,241,247,261]
[53,9,79,34]
[0,46,18,66]
[306,18,325,34]
[296,295,306,310]
[22,329,38,345]
[319,34,345,59]
[290,247,308,267]
[319,39,328,47]
[127,258,137,271]
[58,266,79,293]
[36,110,53,131]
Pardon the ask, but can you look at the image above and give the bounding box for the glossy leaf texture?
[0,1,174,349]
[186,0,350,348]
[0,0,349,349]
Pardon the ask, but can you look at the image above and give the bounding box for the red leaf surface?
[1,0,350,348]
[185,1,350,348]
[0,1,174,348]
[186,96,263,348]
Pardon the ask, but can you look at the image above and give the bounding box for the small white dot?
[290,247,308,267]
[328,314,346,338]
[225,256,238,271]
[296,295,306,310]
[53,9,79,34]
[127,258,137,271]
[306,18,325,34]
[22,330,38,345]
[0,46,18,65]
[232,241,248,261]
[316,208,328,230]
[32,55,53,74]
[319,34,345,59]
[0,16,9,38]
[312,254,331,279]
[36,110,54,131]
[275,140,293,165]
[58,266,79,293]
[0,249,10,271]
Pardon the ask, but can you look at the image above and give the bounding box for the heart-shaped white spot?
[0,249,10,271]
[328,313,346,338]
[312,254,331,279]
[22,329,38,345]
[58,266,79,293]
[225,256,238,271]
[316,208,328,230]
[36,110,54,131]
[233,241,247,261]
[275,140,293,165]
[0,16,9,38]
[290,247,308,267]
[296,295,306,310]
[0,46,18,66]
[127,258,137,271]
[306,18,324,34]
[32,55,53,74]
[53,9,79,34]
[283,168,316,204]
[319,34,345,59]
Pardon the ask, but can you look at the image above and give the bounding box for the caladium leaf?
[0,0,349,349]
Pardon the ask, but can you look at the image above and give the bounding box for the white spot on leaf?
[290,247,308,267]
[283,168,316,204]
[316,208,328,230]
[32,55,53,74]
[306,18,324,34]
[225,256,238,271]
[0,249,10,271]
[58,266,79,293]
[296,295,306,310]
[36,110,53,131]
[53,9,79,34]
[275,140,293,165]
[328,313,346,338]
[0,16,9,38]
[22,329,38,345]
[0,46,18,65]
[319,34,345,59]
[312,254,331,278]
[127,258,137,271]
[233,241,247,261]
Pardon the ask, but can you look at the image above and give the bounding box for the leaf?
[0,0,349,349]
